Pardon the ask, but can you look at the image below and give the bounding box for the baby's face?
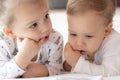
[67,11,111,58]
[11,0,52,42]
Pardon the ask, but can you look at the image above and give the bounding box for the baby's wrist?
[14,53,31,70]
[71,54,81,67]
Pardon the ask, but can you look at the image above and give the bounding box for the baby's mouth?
[45,35,49,40]
[38,35,49,42]
[80,50,86,55]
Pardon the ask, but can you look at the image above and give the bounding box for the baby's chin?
[81,51,95,62]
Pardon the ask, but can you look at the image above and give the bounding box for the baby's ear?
[3,27,15,38]
[105,23,112,37]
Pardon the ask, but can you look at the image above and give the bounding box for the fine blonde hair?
[67,0,116,25]
[0,0,42,28]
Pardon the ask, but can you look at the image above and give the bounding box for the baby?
[0,0,63,78]
[64,0,120,76]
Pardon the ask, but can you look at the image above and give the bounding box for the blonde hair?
[0,0,42,28]
[0,0,16,28]
[67,0,116,25]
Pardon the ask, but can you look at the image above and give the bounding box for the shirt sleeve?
[72,54,120,77]
[0,37,25,78]
[0,59,25,79]
[71,56,105,76]
[45,30,64,76]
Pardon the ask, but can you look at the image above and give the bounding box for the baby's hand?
[14,38,46,70]
[17,38,45,60]
[64,43,81,67]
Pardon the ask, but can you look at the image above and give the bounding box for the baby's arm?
[64,43,113,76]
[64,43,81,68]
[22,62,49,78]
[23,30,64,77]
[0,33,46,78]
[14,38,45,70]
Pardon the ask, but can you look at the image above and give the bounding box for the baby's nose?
[75,38,85,48]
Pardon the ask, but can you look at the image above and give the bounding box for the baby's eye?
[30,22,38,29]
[85,35,93,38]
[45,13,49,19]
[70,33,77,36]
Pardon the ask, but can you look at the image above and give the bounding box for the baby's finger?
[38,38,46,46]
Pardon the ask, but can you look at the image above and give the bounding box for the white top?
[72,29,120,77]
[0,29,64,78]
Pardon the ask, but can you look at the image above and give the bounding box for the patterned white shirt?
[0,29,64,78]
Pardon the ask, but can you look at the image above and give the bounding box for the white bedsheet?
[1,73,120,80]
